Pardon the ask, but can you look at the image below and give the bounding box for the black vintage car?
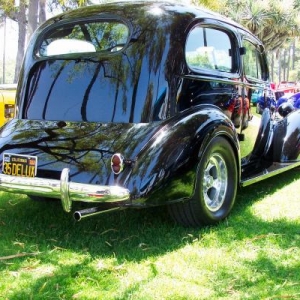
[0,1,299,227]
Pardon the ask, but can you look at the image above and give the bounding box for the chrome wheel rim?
[202,153,228,212]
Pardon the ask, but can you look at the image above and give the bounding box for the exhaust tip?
[73,206,121,221]
[73,211,82,221]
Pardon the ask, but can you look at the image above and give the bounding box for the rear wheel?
[168,136,237,227]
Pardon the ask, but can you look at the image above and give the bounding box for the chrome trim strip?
[0,168,130,212]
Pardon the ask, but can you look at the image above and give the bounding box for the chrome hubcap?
[202,154,228,212]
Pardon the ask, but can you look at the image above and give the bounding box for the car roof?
[43,0,249,34]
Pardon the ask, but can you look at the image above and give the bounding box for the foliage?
[48,0,95,12]
[194,0,300,81]
[0,0,17,17]
[193,0,226,11]
[208,0,300,52]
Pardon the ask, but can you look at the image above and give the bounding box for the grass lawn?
[0,108,299,299]
[0,167,299,299]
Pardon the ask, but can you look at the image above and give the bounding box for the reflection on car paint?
[0,1,300,227]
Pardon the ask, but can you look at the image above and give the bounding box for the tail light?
[111,153,124,175]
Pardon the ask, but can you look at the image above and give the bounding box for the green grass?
[1,108,299,299]
[0,167,299,300]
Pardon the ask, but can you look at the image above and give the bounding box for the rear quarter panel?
[119,105,240,206]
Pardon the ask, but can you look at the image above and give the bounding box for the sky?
[0,18,18,83]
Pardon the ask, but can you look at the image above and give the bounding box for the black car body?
[0,1,300,226]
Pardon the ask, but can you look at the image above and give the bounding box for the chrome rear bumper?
[0,168,130,212]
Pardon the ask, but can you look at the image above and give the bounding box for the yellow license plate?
[2,153,37,177]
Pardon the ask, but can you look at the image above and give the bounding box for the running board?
[241,161,300,187]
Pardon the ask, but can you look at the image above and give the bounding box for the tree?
[223,0,300,51]
[0,0,91,83]
[2,0,300,83]
[0,0,46,82]
[200,0,300,81]
[14,0,26,83]
[192,0,226,11]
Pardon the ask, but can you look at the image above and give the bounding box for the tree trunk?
[2,16,7,83]
[271,51,274,82]
[14,0,26,83]
[292,39,296,70]
[28,0,39,40]
[286,45,291,81]
[278,49,281,83]
[39,0,47,25]
[283,49,287,81]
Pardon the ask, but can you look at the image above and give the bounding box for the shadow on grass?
[0,169,299,259]
[0,169,299,299]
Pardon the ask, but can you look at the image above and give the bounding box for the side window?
[185,26,232,72]
[243,40,262,80]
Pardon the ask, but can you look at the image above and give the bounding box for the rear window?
[24,60,133,122]
[39,20,129,56]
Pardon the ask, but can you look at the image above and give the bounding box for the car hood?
[0,119,164,186]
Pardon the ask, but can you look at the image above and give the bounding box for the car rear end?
[0,2,185,219]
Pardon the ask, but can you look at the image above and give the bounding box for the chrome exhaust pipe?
[73,206,121,221]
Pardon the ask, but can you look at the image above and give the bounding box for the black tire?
[168,136,238,227]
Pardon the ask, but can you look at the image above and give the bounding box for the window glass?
[243,40,262,80]
[39,21,129,56]
[25,60,132,122]
[185,26,232,72]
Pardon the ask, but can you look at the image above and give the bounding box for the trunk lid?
[0,119,163,185]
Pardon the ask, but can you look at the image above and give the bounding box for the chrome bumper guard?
[0,168,130,212]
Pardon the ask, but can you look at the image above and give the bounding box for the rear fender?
[124,105,240,206]
[271,109,300,161]
[250,108,300,162]
[194,117,241,191]
[250,108,271,159]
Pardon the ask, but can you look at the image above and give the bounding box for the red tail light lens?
[111,153,124,175]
